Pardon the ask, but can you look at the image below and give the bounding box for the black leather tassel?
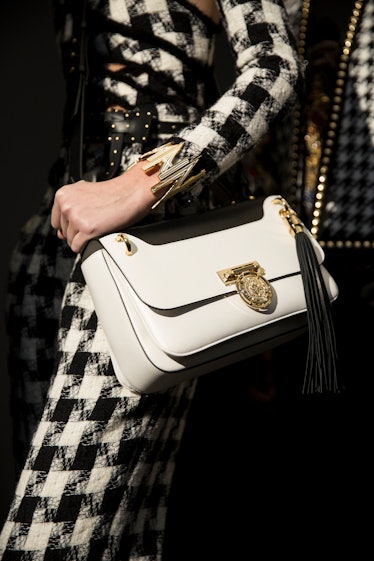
[295,230,339,393]
[274,197,340,394]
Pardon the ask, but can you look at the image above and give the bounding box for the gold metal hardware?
[115,233,133,255]
[217,261,272,310]
[273,196,304,236]
[131,142,206,209]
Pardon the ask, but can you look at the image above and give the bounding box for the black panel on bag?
[125,197,266,245]
[80,197,267,261]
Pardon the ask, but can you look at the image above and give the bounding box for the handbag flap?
[83,195,325,310]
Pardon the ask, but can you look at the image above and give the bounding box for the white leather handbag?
[81,195,339,394]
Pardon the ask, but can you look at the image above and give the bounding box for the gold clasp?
[217,261,272,311]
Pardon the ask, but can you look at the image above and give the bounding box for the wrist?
[115,160,162,208]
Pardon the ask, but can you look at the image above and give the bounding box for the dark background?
[0,0,369,556]
[0,0,65,520]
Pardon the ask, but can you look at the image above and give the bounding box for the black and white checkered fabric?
[1,1,301,559]
[316,0,374,244]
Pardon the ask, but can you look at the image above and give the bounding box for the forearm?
[171,0,303,183]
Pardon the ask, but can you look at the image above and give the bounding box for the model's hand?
[51,162,161,253]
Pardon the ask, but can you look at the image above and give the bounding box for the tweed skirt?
[2,147,198,560]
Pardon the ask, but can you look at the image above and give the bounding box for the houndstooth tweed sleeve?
[174,0,304,185]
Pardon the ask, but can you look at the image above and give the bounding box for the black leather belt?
[102,108,189,179]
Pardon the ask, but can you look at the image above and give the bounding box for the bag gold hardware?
[115,233,133,255]
[273,196,304,236]
[217,261,272,310]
